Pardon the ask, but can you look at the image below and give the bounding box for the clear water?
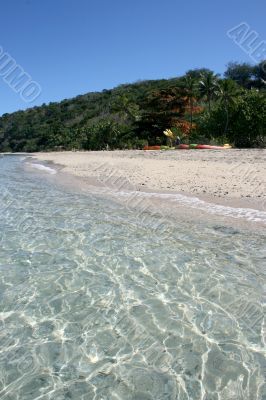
[0,155,265,400]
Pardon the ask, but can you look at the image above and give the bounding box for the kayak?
[196,144,228,150]
[143,146,161,150]
[160,146,175,150]
[177,144,232,150]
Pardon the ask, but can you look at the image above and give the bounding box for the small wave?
[113,190,266,224]
[27,162,57,175]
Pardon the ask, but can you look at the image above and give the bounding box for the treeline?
[0,61,265,152]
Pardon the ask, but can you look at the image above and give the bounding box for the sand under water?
[0,154,265,399]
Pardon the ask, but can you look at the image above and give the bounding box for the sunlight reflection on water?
[0,156,265,399]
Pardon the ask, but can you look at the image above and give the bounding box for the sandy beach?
[33,149,266,210]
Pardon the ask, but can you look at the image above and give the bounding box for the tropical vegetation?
[0,61,265,152]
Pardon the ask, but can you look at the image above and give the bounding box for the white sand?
[33,149,266,210]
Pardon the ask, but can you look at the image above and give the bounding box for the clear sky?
[0,0,265,115]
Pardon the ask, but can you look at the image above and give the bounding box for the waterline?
[26,162,57,174]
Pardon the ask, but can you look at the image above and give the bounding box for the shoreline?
[30,149,266,211]
[21,163,266,234]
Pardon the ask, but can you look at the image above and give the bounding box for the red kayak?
[177,144,228,150]
[143,146,161,150]
[196,145,226,150]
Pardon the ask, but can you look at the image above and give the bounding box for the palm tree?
[199,72,219,112]
[182,75,198,130]
[218,79,240,134]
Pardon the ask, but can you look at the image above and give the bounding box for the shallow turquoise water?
[0,155,265,400]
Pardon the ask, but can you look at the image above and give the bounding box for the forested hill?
[0,61,266,152]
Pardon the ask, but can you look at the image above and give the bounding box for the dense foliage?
[0,61,265,152]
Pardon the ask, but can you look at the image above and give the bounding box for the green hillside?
[0,62,265,152]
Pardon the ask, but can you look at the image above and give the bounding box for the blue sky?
[0,0,265,115]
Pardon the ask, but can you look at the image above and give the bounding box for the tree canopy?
[0,61,265,152]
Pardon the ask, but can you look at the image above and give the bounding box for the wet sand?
[33,149,266,211]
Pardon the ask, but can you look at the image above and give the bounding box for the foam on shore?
[113,190,266,224]
[26,162,57,175]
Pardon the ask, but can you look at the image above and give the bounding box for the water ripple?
[0,156,265,399]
